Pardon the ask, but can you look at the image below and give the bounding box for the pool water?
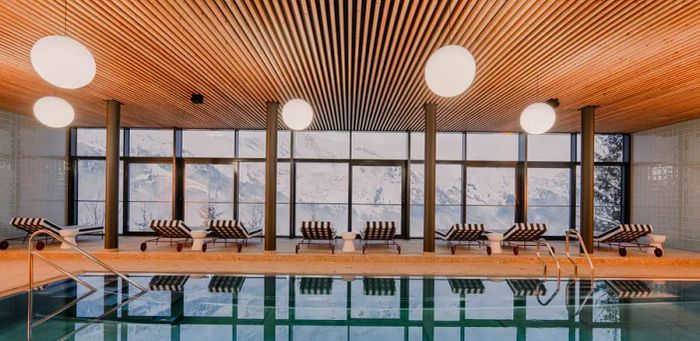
[1,275,699,340]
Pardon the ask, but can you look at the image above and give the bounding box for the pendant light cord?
[64,0,68,36]
[448,0,455,43]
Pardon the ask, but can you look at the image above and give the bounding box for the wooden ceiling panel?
[1,0,699,132]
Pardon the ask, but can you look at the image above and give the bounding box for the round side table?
[341,232,357,252]
[58,229,79,249]
[190,230,209,251]
[486,233,504,254]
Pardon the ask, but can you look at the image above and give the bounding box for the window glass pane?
[128,163,173,231]
[436,164,462,205]
[182,130,235,157]
[76,160,123,228]
[466,167,515,228]
[76,128,123,156]
[528,168,571,235]
[351,166,402,232]
[437,133,463,160]
[410,164,463,234]
[527,134,571,161]
[351,132,407,159]
[129,129,173,157]
[184,164,234,226]
[410,132,424,160]
[466,133,518,161]
[238,130,291,158]
[576,134,624,162]
[294,131,349,159]
[576,165,624,233]
[295,162,349,230]
[410,164,424,237]
[237,162,290,234]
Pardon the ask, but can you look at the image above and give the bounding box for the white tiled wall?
[633,118,700,251]
[0,110,67,240]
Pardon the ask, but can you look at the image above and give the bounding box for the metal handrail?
[565,229,595,279]
[26,229,147,340]
[535,238,561,280]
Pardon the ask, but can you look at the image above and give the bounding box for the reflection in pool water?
[1,275,699,340]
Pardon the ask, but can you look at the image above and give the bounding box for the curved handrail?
[536,282,561,306]
[535,238,561,280]
[565,229,595,279]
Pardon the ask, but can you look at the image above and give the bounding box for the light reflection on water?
[1,275,699,340]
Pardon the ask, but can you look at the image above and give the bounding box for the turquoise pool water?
[1,275,698,340]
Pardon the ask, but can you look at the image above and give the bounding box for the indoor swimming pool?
[1,274,699,340]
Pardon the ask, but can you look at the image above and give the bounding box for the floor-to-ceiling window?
[70,129,629,238]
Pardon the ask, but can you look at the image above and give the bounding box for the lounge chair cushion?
[363,278,396,296]
[507,279,546,296]
[448,279,485,294]
[149,275,190,291]
[208,220,261,239]
[10,217,102,235]
[503,223,547,241]
[605,280,653,298]
[208,276,246,293]
[437,224,486,241]
[595,224,653,243]
[299,277,333,295]
[362,221,396,240]
[149,220,192,238]
[300,221,335,240]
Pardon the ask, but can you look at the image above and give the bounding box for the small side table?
[486,233,504,254]
[646,234,666,254]
[341,232,357,252]
[190,230,209,251]
[58,229,80,250]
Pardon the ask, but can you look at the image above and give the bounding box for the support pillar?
[104,100,120,250]
[264,102,280,252]
[423,103,436,253]
[580,105,597,253]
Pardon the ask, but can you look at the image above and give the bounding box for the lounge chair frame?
[595,224,662,257]
[360,221,401,254]
[501,223,548,255]
[436,223,490,255]
[1,217,103,250]
[205,220,262,252]
[140,220,194,252]
[295,221,336,254]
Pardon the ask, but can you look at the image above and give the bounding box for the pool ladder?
[564,229,595,280]
[535,238,561,280]
[26,229,148,341]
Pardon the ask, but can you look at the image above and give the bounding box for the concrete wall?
[632,117,700,251]
[0,109,67,240]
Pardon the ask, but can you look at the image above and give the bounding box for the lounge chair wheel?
[486,246,492,255]
[35,241,45,251]
[237,244,243,253]
[450,246,456,255]
[202,243,207,253]
[362,245,367,254]
[295,245,300,254]
[140,242,147,252]
[0,240,8,250]
[397,246,401,254]
[512,246,519,255]
[619,247,627,257]
[176,243,183,252]
[654,248,663,257]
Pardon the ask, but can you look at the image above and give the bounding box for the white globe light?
[520,102,556,135]
[424,45,476,97]
[30,35,96,89]
[33,96,75,128]
[282,99,313,130]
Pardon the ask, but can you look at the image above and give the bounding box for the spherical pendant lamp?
[424,45,476,97]
[33,96,75,128]
[30,35,96,89]
[520,102,556,135]
[281,99,313,130]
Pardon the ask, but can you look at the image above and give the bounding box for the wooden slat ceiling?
[1,0,700,132]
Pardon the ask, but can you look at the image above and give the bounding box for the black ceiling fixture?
[191,93,204,104]
[546,98,560,108]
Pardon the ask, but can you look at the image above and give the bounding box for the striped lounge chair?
[208,275,246,295]
[360,221,400,254]
[595,224,661,257]
[436,223,490,255]
[502,223,548,255]
[604,280,653,299]
[1,217,103,250]
[448,278,486,295]
[140,219,199,252]
[295,221,336,254]
[363,277,397,296]
[506,279,546,297]
[299,277,333,295]
[205,220,262,253]
[148,275,190,291]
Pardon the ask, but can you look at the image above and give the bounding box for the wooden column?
[104,100,121,250]
[423,103,436,253]
[264,101,279,252]
[580,105,597,253]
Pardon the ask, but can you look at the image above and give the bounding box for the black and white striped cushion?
[10,217,61,234]
[299,277,333,295]
[148,275,189,291]
[208,220,260,239]
[149,220,192,238]
[362,221,396,240]
[448,279,486,294]
[503,223,547,241]
[300,221,335,240]
[507,279,546,296]
[208,276,246,293]
[363,278,396,296]
[440,224,486,241]
[605,280,653,298]
[595,224,653,243]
